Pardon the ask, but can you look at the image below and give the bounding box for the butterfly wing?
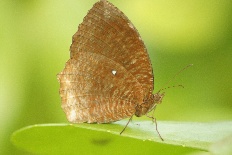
[58,0,154,123]
[58,52,143,123]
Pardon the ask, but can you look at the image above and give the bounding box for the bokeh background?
[1,0,232,154]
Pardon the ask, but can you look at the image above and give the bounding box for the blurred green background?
[1,0,232,154]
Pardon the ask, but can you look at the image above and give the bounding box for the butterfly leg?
[120,115,133,135]
[146,110,164,141]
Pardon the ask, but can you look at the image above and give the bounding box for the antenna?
[158,64,193,93]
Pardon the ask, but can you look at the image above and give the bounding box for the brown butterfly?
[57,0,164,139]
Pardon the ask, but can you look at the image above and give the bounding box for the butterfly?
[57,0,164,138]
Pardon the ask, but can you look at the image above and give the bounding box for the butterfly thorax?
[135,92,165,117]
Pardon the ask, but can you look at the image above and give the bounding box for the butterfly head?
[135,91,165,117]
[153,91,165,105]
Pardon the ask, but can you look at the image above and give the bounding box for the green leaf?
[11,121,232,155]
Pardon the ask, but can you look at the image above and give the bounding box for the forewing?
[70,0,154,95]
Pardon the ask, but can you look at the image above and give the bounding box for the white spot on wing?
[112,70,117,75]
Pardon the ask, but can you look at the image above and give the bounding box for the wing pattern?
[57,0,154,123]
